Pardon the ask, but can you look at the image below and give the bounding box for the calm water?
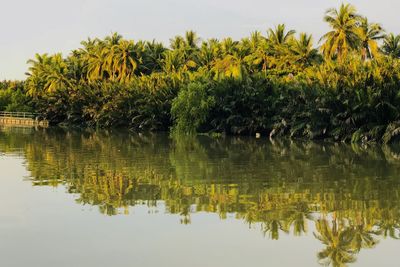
[1,127,400,267]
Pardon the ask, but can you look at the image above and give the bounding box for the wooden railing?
[0,111,49,127]
[0,111,41,119]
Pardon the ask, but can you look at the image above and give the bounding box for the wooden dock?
[0,112,49,127]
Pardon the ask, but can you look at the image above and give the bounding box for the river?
[1,127,399,267]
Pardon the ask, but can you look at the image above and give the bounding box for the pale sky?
[1,0,399,80]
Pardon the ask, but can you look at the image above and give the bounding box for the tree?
[357,17,385,60]
[267,24,296,47]
[320,4,361,60]
[106,40,141,83]
[381,33,400,58]
[26,53,73,95]
[290,33,321,66]
[185,30,200,49]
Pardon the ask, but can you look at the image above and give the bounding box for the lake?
[1,127,399,267]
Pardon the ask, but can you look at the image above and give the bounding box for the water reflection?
[1,127,400,267]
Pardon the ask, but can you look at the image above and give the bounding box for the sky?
[1,0,400,80]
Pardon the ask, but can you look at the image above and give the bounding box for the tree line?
[2,3,400,142]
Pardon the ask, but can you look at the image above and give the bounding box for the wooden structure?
[0,111,49,127]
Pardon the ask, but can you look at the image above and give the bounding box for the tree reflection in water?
[1,127,400,267]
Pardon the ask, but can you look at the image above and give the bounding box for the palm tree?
[291,33,321,66]
[381,33,400,58]
[42,54,74,93]
[170,36,186,50]
[26,53,73,95]
[357,17,385,60]
[220,37,239,56]
[184,30,200,49]
[106,40,141,82]
[249,31,264,51]
[79,38,108,81]
[320,4,361,61]
[104,32,123,46]
[267,24,296,47]
[211,54,247,80]
[266,24,297,71]
[142,40,166,74]
[197,39,221,68]
[26,53,51,96]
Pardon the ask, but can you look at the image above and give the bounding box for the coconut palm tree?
[211,54,247,80]
[41,54,74,93]
[267,24,296,47]
[106,40,141,82]
[220,37,239,56]
[381,33,400,58]
[184,30,200,49]
[79,38,109,82]
[26,53,73,95]
[141,40,166,74]
[170,36,186,51]
[104,32,123,46]
[320,3,361,61]
[197,39,221,68]
[357,17,385,60]
[291,33,321,66]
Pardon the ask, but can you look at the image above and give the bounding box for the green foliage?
[0,81,32,112]
[3,4,400,143]
[171,81,215,134]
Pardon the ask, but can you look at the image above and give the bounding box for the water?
[1,127,400,267]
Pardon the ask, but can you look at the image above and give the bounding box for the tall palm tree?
[249,31,264,51]
[244,37,270,73]
[26,53,73,95]
[320,4,361,61]
[211,54,247,80]
[142,40,166,74]
[267,24,296,47]
[266,24,296,69]
[41,54,74,93]
[220,37,239,56]
[211,39,248,80]
[357,17,385,60]
[106,40,141,83]
[290,33,321,66]
[104,32,123,46]
[79,38,108,82]
[198,39,221,68]
[381,33,400,58]
[184,30,200,49]
[84,47,107,82]
[170,36,186,50]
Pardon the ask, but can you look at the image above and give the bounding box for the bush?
[171,81,215,134]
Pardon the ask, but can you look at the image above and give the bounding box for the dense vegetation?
[2,3,400,142]
[2,127,400,266]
